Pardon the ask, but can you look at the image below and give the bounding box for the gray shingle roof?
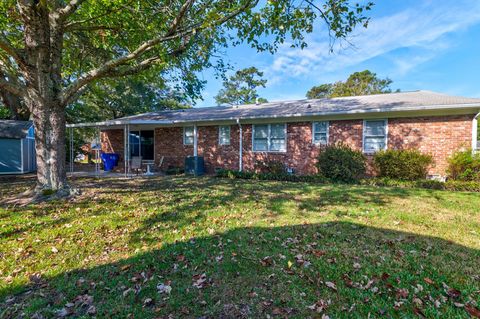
[0,120,33,139]
[120,90,480,123]
[68,90,480,128]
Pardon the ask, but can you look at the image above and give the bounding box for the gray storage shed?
[0,120,36,174]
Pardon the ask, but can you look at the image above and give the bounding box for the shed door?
[0,138,22,173]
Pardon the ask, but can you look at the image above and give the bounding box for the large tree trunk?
[29,99,68,193]
[19,1,70,195]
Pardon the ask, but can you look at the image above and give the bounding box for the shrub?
[165,166,185,175]
[317,143,366,183]
[361,177,480,192]
[216,169,329,183]
[373,149,434,181]
[254,160,286,174]
[447,149,480,181]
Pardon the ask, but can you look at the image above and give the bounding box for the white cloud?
[266,0,480,82]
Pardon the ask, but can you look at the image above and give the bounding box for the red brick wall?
[154,127,193,170]
[388,115,473,175]
[100,114,475,176]
[242,123,321,175]
[198,126,240,172]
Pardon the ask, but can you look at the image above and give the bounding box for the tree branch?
[53,0,87,23]
[0,75,26,98]
[167,0,196,36]
[64,24,121,32]
[0,34,26,69]
[61,30,193,105]
[61,0,257,106]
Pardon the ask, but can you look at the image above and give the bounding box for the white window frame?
[312,121,329,145]
[218,125,231,145]
[252,123,287,153]
[183,126,194,145]
[363,119,388,154]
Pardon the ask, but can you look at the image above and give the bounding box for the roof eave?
[66,103,480,128]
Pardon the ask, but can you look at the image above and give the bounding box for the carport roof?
[67,90,480,128]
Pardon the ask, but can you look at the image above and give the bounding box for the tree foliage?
[306,70,395,99]
[67,76,191,124]
[214,67,268,105]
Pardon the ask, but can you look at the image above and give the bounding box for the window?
[312,121,328,145]
[219,125,231,145]
[129,130,154,160]
[363,119,387,153]
[253,124,286,152]
[183,126,194,145]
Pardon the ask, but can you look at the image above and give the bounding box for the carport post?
[96,126,100,177]
[69,127,74,173]
[124,124,127,178]
[127,124,131,177]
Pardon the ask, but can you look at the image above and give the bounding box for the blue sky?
[194,0,480,107]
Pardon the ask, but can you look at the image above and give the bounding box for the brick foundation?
[100,114,475,176]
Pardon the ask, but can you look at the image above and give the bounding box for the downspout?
[236,118,243,171]
[193,123,198,176]
[473,111,480,152]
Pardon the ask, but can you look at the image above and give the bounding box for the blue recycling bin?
[111,153,120,166]
[100,153,115,171]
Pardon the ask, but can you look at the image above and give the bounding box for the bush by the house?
[361,177,480,192]
[254,160,286,174]
[216,169,329,183]
[317,143,366,183]
[373,149,434,181]
[447,149,480,181]
[165,166,185,175]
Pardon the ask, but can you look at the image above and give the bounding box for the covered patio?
[66,119,204,178]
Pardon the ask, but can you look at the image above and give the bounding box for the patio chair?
[130,156,143,175]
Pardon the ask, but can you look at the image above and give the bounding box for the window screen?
[363,120,387,153]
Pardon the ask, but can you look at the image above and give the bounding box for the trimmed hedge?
[254,160,286,174]
[216,170,480,192]
[361,177,480,192]
[216,169,329,183]
[317,143,366,183]
[373,149,433,180]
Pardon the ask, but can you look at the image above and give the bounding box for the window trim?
[183,126,194,146]
[312,121,329,145]
[252,123,287,153]
[362,119,388,154]
[218,125,231,145]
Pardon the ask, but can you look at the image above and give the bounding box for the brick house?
[69,91,480,178]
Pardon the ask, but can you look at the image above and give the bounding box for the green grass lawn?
[1,176,479,318]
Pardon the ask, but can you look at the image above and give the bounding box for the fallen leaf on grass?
[307,299,330,313]
[396,288,409,299]
[465,305,480,318]
[192,273,208,289]
[260,256,273,267]
[413,306,426,318]
[423,277,434,285]
[157,283,172,294]
[446,288,461,299]
[325,281,337,291]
